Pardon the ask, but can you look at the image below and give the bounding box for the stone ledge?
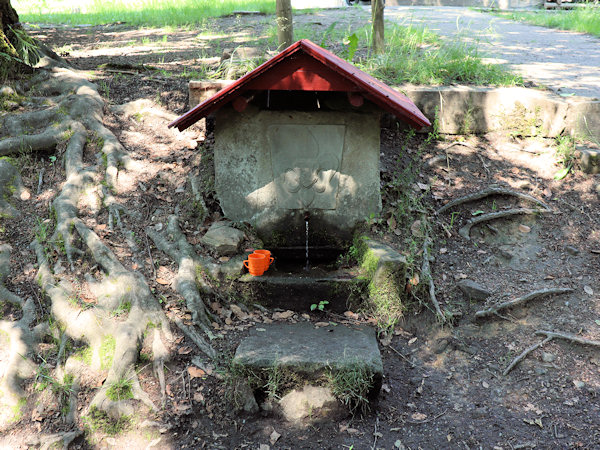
[188,80,600,138]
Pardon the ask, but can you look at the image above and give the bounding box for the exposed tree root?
[0,59,176,422]
[475,288,573,319]
[0,160,30,219]
[421,233,445,323]
[504,330,600,375]
[459,208,551,240]
[435,186,550,215]
[147,215,218,337]
[0,245,40,405]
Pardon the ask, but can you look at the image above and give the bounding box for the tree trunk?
[0,0,20,61]
[371,0,384,54]
[276,0,293,50]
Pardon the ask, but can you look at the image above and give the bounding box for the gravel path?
[384,6,600,99]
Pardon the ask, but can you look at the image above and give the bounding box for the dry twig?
[503,336,552,376]
[421,234,445,322]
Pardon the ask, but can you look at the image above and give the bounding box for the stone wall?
[214,106,382,246]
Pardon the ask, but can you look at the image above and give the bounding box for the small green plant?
[554,134,576,180]
[106,377,134,401]
[83,406,131,436]
[328,364,374,414]
[111,300,132,317]
[310,300,329,312]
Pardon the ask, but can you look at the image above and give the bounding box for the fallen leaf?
[482,381,490,389]
[315,322,330,328]
[188,366,206,379]
[273,310,294,320]
[439,247,447,254]
[379,335,392,346]
[219,256,230,262]
[230,304,248,320]
[411,412,427,421]
[417,182,429,191]
[344,311,359,320]
[269,430,281,445]
[584,285,594,296]
[409,273,420,286]
[178,346,192,355]
[155,277,170,285]
[193,392,205,403]
[518,224,531,233]
[381,383,391,393]
[408,337,417,345]
[543,187,552,198]
[410,220,424,237]
[387,216,397,230]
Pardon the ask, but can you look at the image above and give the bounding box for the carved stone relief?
[268,124,345,210]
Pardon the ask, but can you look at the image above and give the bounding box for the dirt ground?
[2,9,600,449]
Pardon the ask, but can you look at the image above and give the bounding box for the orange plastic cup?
[253,249,274,272]
[244,253,266,276]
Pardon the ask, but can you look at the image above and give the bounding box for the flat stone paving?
[384,6,600,99]
[234,322,383,379]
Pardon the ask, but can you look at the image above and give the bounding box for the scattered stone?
[565,245,580,256]
[279,385,345,424]
[534,367,548,376]
[154,222,163,232]
[201,222,245,256]
[457,279,492,301]
[432,338,450,354]
[518,224,531,233]
[231,379,259,414]
[0,85,16,97]
[542,352,556,363]
[573,380,585,389]
[576,146,600,174]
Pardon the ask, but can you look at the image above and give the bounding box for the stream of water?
[304,219,310,271]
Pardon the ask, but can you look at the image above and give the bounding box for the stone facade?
[214,105,381,246]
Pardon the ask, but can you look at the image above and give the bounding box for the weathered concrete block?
[214,106,382,246]
[188,80,233,108]
[201,221,245,256]
[566,100,600,139]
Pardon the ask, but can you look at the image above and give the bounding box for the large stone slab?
[233,322,383,386]
[214,106,382,246]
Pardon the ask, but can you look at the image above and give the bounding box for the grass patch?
[14,0,276,26]
[328,364,374,414]
[83,406,131,436]
[493,6,600,37]
[106,377,134,401]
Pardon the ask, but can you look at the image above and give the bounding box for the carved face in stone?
[269,125,344,210]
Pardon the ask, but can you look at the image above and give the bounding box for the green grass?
[494,6,600,37]
[14,0,276,27]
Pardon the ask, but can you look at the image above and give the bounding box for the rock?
[0,86,16,97]
[279,385,345,424]
[231,379,259,414]
[576,147,600,174]
[201,222,245,256]
[432,338,450,354]
[542,352,556,363]
[573,380,585,389]
[565,245,580,256]
[154,222,163,232]
[457,279,492,301]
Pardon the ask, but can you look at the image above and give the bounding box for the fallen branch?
[504,329,600,375]
[459,208,550,240]
[436,186,550,215]
[536,330,600,347]
[503,336,552,376]
[475,288,573,319]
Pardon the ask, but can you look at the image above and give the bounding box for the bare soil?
[2,9,600,449]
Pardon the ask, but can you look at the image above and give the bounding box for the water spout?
[304,212,310,271]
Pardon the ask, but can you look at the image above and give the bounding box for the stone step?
[232,322,383,422]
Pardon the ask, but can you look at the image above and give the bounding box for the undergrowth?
[493,6,600,37]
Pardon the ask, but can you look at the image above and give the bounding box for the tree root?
[421,233,445,323]
[28,429,83,450]
[147,215,217,333]
[15,60,175,420]
[475,288,573,319]
[0,245,39,405]
[459,208,551,240]
[503,330,600,375]
[435,185,550,215]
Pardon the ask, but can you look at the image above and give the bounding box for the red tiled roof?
[169,39,431,131]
